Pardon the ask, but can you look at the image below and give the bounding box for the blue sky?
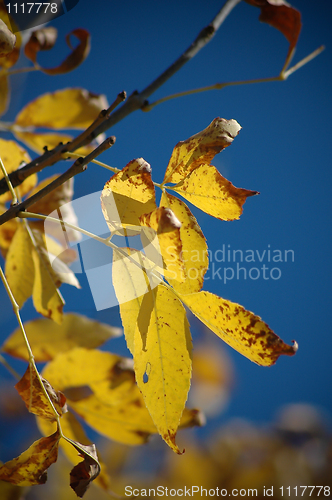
[1,0,331,454]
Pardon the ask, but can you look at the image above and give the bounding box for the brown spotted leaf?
[0,430,60,486]
[160,192,208,293]
[140,206,186,283]
[101,158,157,233]
[244,0,301,63]
[171,164,258,221]
[163,118,241,185]
[24,28,90,75]
[15,364,67,420]
[179,290,298,366]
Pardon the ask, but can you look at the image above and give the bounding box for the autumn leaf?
[244,0,301,63]
[163,118,241,185]
[15,364,67,420]
[140,206,186,284]
[160,192,208,293]
[68,441,100,498]
[0,6,21,69]
[15,88,108,130]
[101,158,157,233]
[180,290,298,366]
[0,205,17,256]
[14,88,108,153]
[24,28,90,75]
[41,347,166,446]
[0,138,36,204]
[2,313,122,362]
[133,283,192,453]
[0,429,60,486]
[0,18,16,56]
[112,247,162,354]
[37,411,111,493]
[171,164,258,221]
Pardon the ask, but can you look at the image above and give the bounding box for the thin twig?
[61,0,242,146]
[0,136,115,226]
[143,45,326,111]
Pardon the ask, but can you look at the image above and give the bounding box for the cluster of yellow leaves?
[101,117,298,453]
[0,138,81,323]
[0,314,203,495]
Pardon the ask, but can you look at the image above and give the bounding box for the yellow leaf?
[140,206,186,284]
[15,364,67,420]
[41,347,160,446]
[37,412,111,492]
[2,313,122,362]
[101,158,156,232]
[5,223,34,308]
[0,430,60,486]
[13,131,97,155]
[113,247,162,355]
[172,164,258,221]
[134,283,192,453]
[0,204,17,256]
[180,291,298,366]
[163,117,241,184]
[160,192,208,293]
[15,88,108,130]
[0,138,36,204]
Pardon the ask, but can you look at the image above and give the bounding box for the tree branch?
[0,137,115,226]
[0,92,126,196]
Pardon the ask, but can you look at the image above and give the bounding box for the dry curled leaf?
[0,430,60,486]
[0,18,16,57]
[0,6,21,68]
[244,0,301,62]
[24,28,90,74]
[68,442,100,497]
[15,364,67,420]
